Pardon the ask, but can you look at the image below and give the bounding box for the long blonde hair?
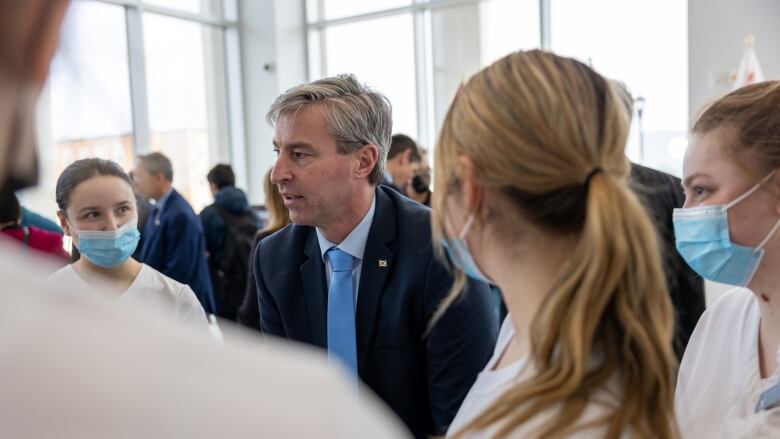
[259,168,290,236]
[432,50,678,438]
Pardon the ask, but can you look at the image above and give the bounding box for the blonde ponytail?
[434,50,678,439]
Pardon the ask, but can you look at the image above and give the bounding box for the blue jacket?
[255,186,499,437]
[21,207,63,235]
[139,189,217,314]
[199,186,259,262]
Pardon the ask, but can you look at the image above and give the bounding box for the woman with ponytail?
[434,50,679,438]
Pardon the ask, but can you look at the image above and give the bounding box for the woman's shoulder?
[47,264,76,282]
[695,287,757,336]
[138,264,191,297]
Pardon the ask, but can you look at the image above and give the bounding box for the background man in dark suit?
[134,152,217,314]
[382,133,422,196]
[256,74,498,438]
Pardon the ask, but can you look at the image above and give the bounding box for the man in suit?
[256,74,498,438]
[134,152,217,314]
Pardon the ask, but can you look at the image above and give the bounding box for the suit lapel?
[300,229,328,348]
[356,188,396,372]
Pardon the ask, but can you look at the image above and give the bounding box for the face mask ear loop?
[757,219,780,251]
[459,213,477,239]
[726,172,776,210]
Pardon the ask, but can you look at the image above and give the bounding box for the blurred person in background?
[134,152,217,314]
[200,163,260,321]
[613,83,706,359]
[237,168,290,331]
[0,2,409,437]
[383,133,422,196]
[408,147,432,207]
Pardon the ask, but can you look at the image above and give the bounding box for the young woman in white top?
[674,81,780,437]
[432,50,679,438]
[49,158,208,330]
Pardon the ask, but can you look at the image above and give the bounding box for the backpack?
[211,206,259,321]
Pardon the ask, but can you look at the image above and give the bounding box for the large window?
[307,0,541,151]
[143,12,229,210]
[551,0,688,176]
[307,0,687,177]
[22,0,240,219]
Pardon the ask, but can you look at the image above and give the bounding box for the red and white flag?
[733,35,765,90]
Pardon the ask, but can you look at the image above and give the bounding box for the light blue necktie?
[326,247,358,378]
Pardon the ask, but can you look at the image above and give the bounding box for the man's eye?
[273,149,280,156]
[292,152,307,159]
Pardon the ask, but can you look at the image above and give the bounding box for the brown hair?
[432,50,678,438]
[692,80,780,178]
[258,168,290,236]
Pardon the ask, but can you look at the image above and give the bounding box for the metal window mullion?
[94,0,236,27]
[317,0,327,78]
[540,0,551,50]
[125,5,151,154]
[412,6,429,145]
[308,0,482,30]
[224,25,248,189]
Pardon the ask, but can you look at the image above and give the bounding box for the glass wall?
[307,0,688,176]
[22,0,239,221]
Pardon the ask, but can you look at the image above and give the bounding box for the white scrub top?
[447,315,629,438]
[48,263,208,330]
[676,287,780,438]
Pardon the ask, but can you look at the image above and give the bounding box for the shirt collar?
[316,194,376,263]
[154,188,174,212]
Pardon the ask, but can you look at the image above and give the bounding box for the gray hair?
[266,74,392,185]
[139,152,173,182]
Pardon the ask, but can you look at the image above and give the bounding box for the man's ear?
[356,144,379,180]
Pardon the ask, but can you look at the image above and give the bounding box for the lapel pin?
[378,260,388,268]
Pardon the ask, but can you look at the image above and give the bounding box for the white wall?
[237,0,306,205]
[689,0,780,116]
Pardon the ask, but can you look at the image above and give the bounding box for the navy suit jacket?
[139,189,217,314]
[255,186,498,437]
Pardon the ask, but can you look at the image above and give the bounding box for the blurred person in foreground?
[0,2,409,437]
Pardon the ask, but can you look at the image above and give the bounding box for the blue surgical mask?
[440,213,491,283]
[673,172,780,286]
[70,218,141,268]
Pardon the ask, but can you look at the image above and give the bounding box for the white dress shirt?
[315,194,376,305]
